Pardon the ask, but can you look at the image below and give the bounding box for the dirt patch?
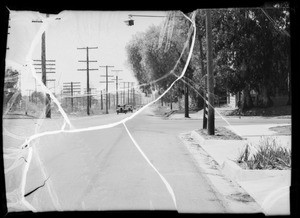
[269,125,291,135]
[196,127,244,140]
[225,105,291,117]
[229,193,254,203]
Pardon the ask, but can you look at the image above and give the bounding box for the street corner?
[188,128,291,216]
[178,132,263,214]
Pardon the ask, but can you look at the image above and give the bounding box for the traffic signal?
[124,19,134,26]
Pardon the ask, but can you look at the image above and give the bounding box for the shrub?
[237,137,291,170]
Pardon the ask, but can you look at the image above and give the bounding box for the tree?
[126,16,192,103]
[211,6,290,109]
[31,91,45,104]
[3,68,22,111]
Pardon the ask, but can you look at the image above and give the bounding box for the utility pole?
[111,69,123,108]
[71,82,73,111]
[33,59,56,118]
[205,9,215,135]
[130,82,135,106]
[108,93,111,109]
[184,82,190,118]
[100,90,103,110]
[127,82,134,104]
[199,34,207,129]
[63,82,80,112]
[127,82,130,104]
[132,86,135,107]
[99,65,114,114]
[32,14,61,118]
[183,24,194,118]
[6,18,10,50]
[84,87,96,108]
[77,46,98,115]
[26,89,33,102]
[120,82,127,105]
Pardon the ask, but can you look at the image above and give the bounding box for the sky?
[5,10,168,96]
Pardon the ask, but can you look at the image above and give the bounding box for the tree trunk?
[178,97,182,110]
[184,83,189,118]
[259,86,273,108]
[240,86,253,111]
[285,37,291,105]
[196,91,204,110]
[286,50,291,105]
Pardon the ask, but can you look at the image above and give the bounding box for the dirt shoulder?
[195,127,244,140]
[221,105,291,117]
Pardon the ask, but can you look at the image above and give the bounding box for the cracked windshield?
[3,6,291,215]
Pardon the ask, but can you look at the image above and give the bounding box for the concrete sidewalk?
[189,123,291,215]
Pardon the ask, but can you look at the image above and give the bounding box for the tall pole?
[206,9,215,135]
[77,46,98,115]
[108,93,111,109]
[132,87,135,107]
[200,38,208,129]
[123,83,126,104]
[42,14,51,118]
[71,82,73,112]
[34,79,37,104]
[111,69,123,108]
[100,90,103,110]
[99,65,114,114]
[86,47,90,114]
[127,82,130,104]
[116,77,119,106]
[184,83,189,118]
[32,14,61,117]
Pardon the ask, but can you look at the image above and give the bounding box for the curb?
[190,130,247,151]
[179,132,263,214]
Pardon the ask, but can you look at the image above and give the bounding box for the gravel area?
[196,127,244,140]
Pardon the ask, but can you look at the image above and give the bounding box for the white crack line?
[19,10,197,150]
[19,147,37,212]
[123,122,177,210]
[11,10,196,212]
[31,144,62,210]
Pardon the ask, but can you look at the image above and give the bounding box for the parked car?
[125,104,133,113]
[116,105,127,114]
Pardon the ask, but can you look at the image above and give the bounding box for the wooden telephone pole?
[77,46,98,115]
[31,14,61,118]
[205,9,215,135]
[99,65,114,114]
[111,69,123,108]
[120,82,127,105]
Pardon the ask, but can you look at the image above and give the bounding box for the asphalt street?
[7,106,291,212]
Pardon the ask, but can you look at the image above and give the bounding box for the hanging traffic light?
[124,19,134,26]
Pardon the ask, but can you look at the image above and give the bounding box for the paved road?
[23,107,226,212]
[9,106,291,212]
